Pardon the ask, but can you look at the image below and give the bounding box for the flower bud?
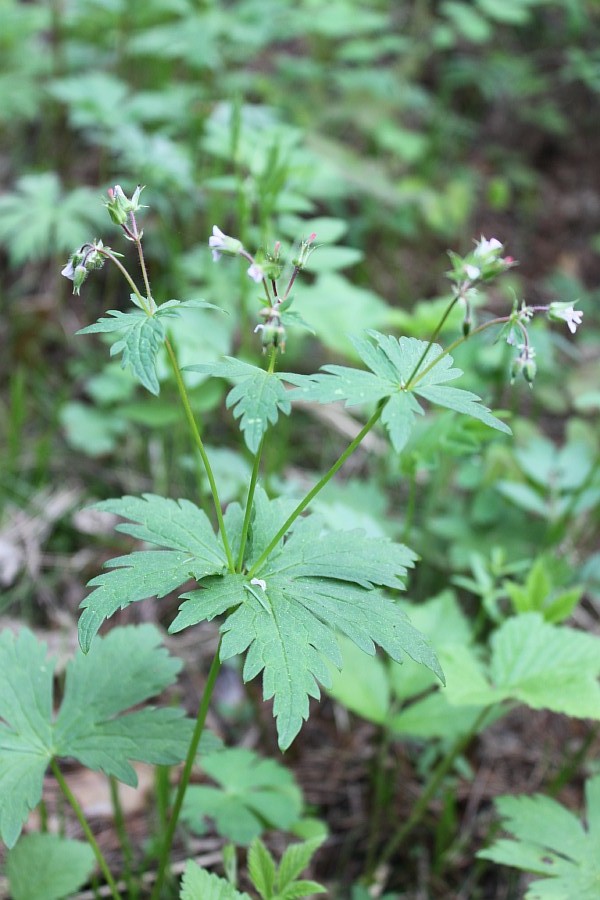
[510,345,536,386]
[255,321,286,351]
[72,264,89,296]
[523,356,537,384]
[105,184,146,226]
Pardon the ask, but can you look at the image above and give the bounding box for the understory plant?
[0,185,588,898]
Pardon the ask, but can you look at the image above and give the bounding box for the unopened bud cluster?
[448,237,516,290]
[61,240,109,295]
[208,226,317,353]
[510,345,537,385]
[104,184,146,228]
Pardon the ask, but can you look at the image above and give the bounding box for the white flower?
[208,225,227,261]
[556,306,583,334]
[474,237,503,257]
[464,264,481,281]
[208,225,242,261]
[247,263,264,283]
[548,301,584,334]
[61,260,76,281]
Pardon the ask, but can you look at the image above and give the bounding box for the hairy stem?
[247,402,386,578]
[130,212,156,312]
[100,249,150,315]
[165,339,235,572]
[51,759,122,900]
[150,645,223,900]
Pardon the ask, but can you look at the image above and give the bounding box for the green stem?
[236,436,265,572]
[109,776,136,898]
[236,350,277,572]
[165,339,235,573]
[51,759,122,900]
[404,294,462,387]
[150,645,224,900]
[130,213,156,311]
[100,249,150,314]
[247,402,386,578]
[408,317,507,389]
[39,799,48,832]
[373,707,491,879]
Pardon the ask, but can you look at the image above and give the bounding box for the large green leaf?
[0,625,192,847]
[78,494,228,651]
[0,630,55,849]
[478,776,600,898]
[288,331,511,452]
[170,489,442,749]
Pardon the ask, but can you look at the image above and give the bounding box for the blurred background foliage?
[1,1,600,893]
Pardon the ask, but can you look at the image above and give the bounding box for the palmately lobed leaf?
[77,299,219,396]
[287,331,510,452]
[170,489,441,749]
[0,625,191,847]
[78,494,227,651]
[93,494,226,560]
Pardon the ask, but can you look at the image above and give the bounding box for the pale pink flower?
[247,263,264,283]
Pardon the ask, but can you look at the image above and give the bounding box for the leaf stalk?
[247,402,386,578]
[150,643,224,900]
[51,759,122,900]
[165,339,236,573]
